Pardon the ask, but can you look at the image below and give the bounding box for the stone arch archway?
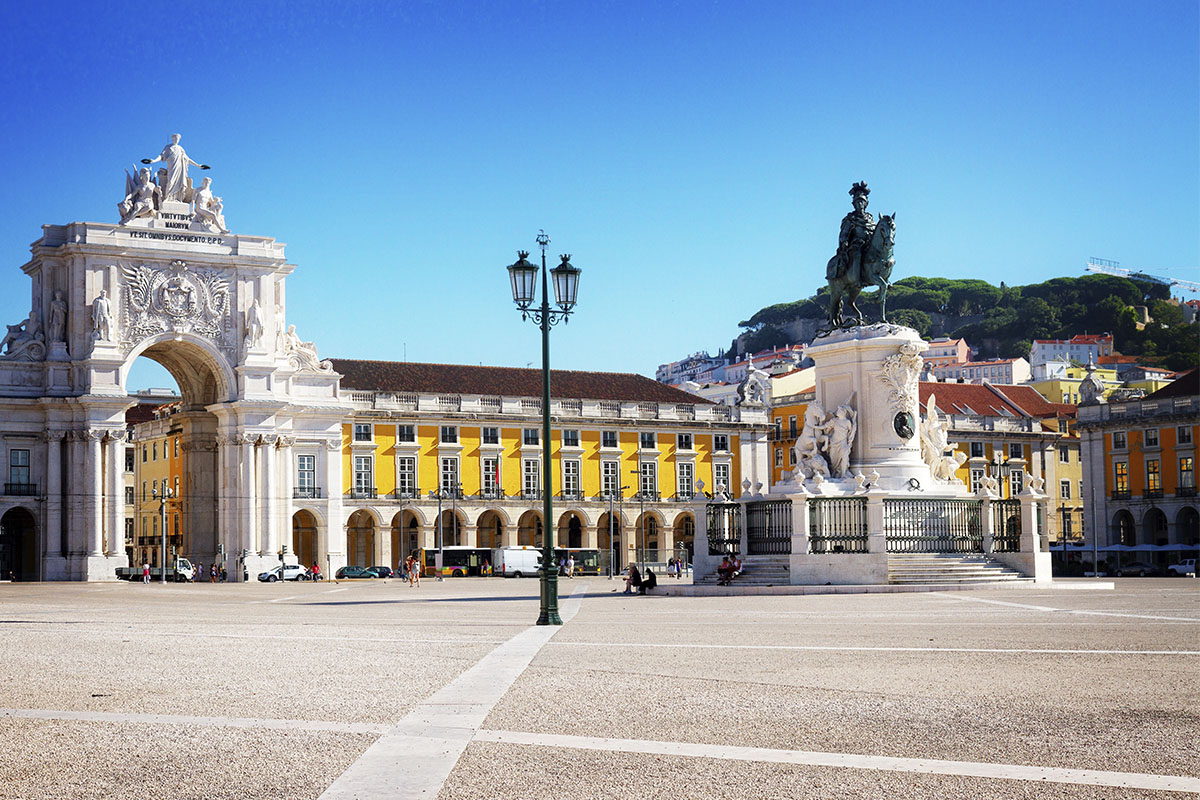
[292,510,319,570]
[0,507,39,581]
[1111,509,1136,546]
[558,511,585,549]
[517,510,542,547]
[122,333,237,409]
[1143,508,1169,546]
[672,512,696,562]
[347,510,375,567]
[476,510,506,549]
[1176,506,1199,546]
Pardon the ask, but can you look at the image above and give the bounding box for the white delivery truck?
[492,546,542,578]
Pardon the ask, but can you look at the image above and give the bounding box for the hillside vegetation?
[736,274,1199,372]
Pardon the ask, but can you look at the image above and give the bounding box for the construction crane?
[1086,258,1200,294]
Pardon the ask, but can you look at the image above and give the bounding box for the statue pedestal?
[47,342,69,361]
[806,324,929,492]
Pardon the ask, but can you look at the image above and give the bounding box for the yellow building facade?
[131,407,184,569]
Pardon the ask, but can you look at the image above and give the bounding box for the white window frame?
[639,432,656,450]
[440,456,460,495]
[481,426,499,445]
[397,424,416,443]
[482,456,500,497]
[1178,426,1193,445]
[1059,479,1071,500]
[562,459,581,498]
[1008,468,1024,497]
[1144,428,1160,448]
[523,458,540,497]
[1180,457,1195,489]
[601,430,618,449]
[440,426,458,444]
[601,460,620,498]
[970,468,984,493]
[677,433,693,451]
[714,463,731,494]
[677,462,694,500]
[353,456,373,493]
[1059,447,1070,464]
[353,423,372,443]
[523,428,539,446]
[639,461,657,498]
[8,448,30,485]
[1113,431,1127,449]
[562,429,580,448]
[297,454,316,494]
[397,456,417,497]
[713,434,729,452]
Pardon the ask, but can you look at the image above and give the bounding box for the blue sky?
[1,1,1196,391]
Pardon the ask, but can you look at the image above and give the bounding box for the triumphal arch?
[0,134,347,580]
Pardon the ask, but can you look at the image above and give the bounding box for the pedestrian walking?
[566,554,574,578]
[210,564,217,583]
[220,566,227,582]
[141,561,150,584]
[310,562,321,581]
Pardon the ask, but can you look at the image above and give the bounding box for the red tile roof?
[1144,367,1198,401]
[124,403,159,426]
[918,382,1063,419]
[328,359,712,404]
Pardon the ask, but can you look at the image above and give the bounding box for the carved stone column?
[260,434,278,556]
[106,433,124,558]
[240,435,257,554]
[82,429,105,557]
[42,431,64,560]
[323,438,345,572]
[214,434,234,558]
[278,436,295,557]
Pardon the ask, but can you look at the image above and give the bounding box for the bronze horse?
[826,213,896,327]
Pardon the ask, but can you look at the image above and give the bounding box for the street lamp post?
[506,231,581,626]
[607,484,629,579]
[631,468,646,570]
[152,486,174,584]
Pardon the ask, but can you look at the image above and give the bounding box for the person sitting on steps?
[639,567,657,595]
[623,563,642,594]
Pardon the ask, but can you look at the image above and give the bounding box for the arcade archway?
[347,510,375,567]
[0,507,38,581]
[292,510,319,568]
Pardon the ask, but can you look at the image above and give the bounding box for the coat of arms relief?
[119,260,233,358]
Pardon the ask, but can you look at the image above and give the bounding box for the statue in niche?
[118,167,162,224]
[141,133,210,203]
[91,290,115,341]
[192,177,229,233]
[824,181,897,327]
[825,400,858,478]
[244,299,264,348]
[48,290,68,343]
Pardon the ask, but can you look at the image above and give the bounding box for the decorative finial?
[849,181,870,197]
[560,254,572,264]
[517,250,530,260]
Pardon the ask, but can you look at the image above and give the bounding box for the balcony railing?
[635,490,661,502]
[3,483,37,496]
[293,487,323,499]
[347,487,377,499]
[1145,488,1164,499]
[391,487,421,500]
[476,489,505,500]
[1177,486,1197,498]
[1111,489,1130,500]
[521,490,543,501]
[673,493,695,503]
[560,491,584,501]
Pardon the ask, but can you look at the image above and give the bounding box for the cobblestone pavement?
[0,577,1196,799]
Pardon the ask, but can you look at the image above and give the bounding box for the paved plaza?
[0,577,1197,799]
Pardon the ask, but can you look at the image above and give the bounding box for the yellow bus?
[419,546,492,577]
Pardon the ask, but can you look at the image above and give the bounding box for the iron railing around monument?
[884,499,983,553]
[746,499,792,555]
[809,497,868,553]
[705,502,741,556]
[991,499,1021,553]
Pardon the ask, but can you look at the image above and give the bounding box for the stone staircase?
[887,554,1032,585]
[694,555,791,586]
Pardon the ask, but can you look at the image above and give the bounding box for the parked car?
[335,565,376,579]
[1167,559,1197,577]
[365,565,393,579]
[258,564,310,582]
[1114,561,1160,577]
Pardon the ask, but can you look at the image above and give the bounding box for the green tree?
[890,309,932,337]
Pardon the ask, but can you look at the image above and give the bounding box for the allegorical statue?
[92,290,114,341]
[48,290,68,343]
[192,176,229,233]
[826,401,857,478]
[825,181,896,328]
[142,133,210,203]
[118,167,162,224]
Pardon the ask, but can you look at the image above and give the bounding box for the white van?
[493,546,542,578]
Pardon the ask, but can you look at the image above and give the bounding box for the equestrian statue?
[825,181,896,327]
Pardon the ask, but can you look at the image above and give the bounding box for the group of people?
[717,555,742,585]
[557,554,576,578]
[665,557,687,579]
[402,554,421,587]
[622,563,658,595]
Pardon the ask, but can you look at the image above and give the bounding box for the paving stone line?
[0,708,391,735]
[936,593,1200,622]
[473,729,1200,793]
[318,584,588,800]
[546,641,1200,656]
